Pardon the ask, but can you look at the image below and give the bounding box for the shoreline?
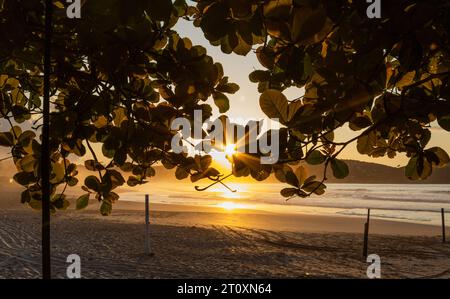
[1,193,447,236]
[122,201,448,236]
[1,195,450,278]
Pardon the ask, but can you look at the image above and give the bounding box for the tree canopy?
[193,0,450,198]
[0,0,449,214]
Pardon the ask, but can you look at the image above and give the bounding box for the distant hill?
[303,160,450,184]
[0,159,448,187]
[113,159,450,184]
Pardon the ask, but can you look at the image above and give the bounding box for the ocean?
[121,183,450,226]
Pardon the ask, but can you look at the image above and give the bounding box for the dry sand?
[0,192,449,279]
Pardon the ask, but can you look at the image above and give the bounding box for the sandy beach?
[0,192,449,279]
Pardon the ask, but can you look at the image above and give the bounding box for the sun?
[224,143,237,156]
[209,143,238,171]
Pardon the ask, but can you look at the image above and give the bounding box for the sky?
[174,19,450,168]
[1,18,449,169]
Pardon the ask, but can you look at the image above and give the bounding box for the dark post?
[42,0,53,280]
[442,208,446,243]
[363,208,371,258]
[145,194,150,255]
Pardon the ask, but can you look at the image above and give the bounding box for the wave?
[358,195,450,205]
[336,210,433,223]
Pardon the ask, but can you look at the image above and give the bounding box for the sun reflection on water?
[216,201,248,211]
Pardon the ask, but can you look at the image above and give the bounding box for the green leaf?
[303,175,317,186]
[85,159,104,171]
[306,150,326,165]
[173,0,188,17]
[76,194,90,210]
[303,181,326,195]
[249,70,270,83]
[13,172,35,186]
[427,147,450,167]
[232,33,252,55]
[147,0,173,23]
[259,89,289,123]
[223,83,240,94]
[285,171,299,187]
[104,192,119,203]
[175,166,189,180]
[405,156,418,179]
[303,53,313,77]
[230,0,252,19]
[213,92,230,113]
[17,130,36,147]
[51,161,65,184]
[21,190,31,204]
[10,126,22,139]
[53,195,70,211]
[331,159,349,179]
[29,199,42,210]
[19,155,36,173]
[0,132,14,146]
[295,165,308,185]
[199,1,229,41]
[291,7,330,45]
[357,135,372,155]
[127,176,141,187]
[438,115,450,131]
[67,177,79,187]
[85,175,101,192]
[100,200,112,216]
[106,170,125,189]
[405,156,432,180]
[146,167,156,177]
[349,116,372,131]
[281,188,298,198]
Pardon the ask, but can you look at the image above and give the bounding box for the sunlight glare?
[224,143,237,156]
[217,202,247,211]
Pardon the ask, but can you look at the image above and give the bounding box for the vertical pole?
[363,208,371,258]
[42,0,53,280]
[442,208,446,243]
[145,194,150,255]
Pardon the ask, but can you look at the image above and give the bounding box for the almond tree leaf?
[281,188,298,198]
[259,89,289,123]
[100,200,112,216]
[331,159,349,179]
[295,165,308,185]
[306,150,326,165]
[213,92,230,113]
[76,194,90,210]
[285,170,299,187]
[85,175,101,192]
[438,115,450,131]
[428,147,449,167]
[0,132,14,146]
[405,156,419,180]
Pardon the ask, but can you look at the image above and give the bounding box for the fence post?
[363,208,371,258]
[145,194,151,255]
[442,208,446,244]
